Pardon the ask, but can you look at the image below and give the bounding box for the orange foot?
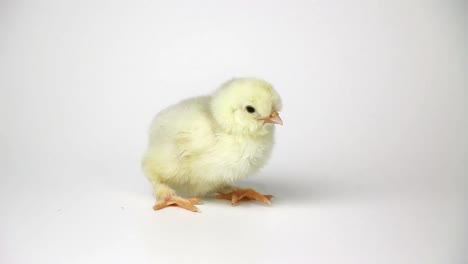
[216,188,273,206]
[153,196,203,212]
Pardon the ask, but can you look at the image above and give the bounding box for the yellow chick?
[142,78,283,212]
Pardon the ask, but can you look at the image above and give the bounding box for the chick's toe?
[153,196,203,212]
[217,188,273,206]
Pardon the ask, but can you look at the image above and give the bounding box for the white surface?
[1,0,467,263]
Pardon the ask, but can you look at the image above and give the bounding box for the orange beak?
[259,110,283,125]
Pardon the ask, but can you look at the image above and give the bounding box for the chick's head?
[211,78,283,136]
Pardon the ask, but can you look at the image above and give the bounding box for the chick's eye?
[245,105,256,113]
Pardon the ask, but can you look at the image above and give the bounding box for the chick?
[142,78,283,212]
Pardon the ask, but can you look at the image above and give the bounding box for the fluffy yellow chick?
[142,78,283,212]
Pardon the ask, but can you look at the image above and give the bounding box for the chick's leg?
[151,181,202,212]
[216,186,273,206]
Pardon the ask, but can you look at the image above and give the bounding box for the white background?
[1,0,467,263]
